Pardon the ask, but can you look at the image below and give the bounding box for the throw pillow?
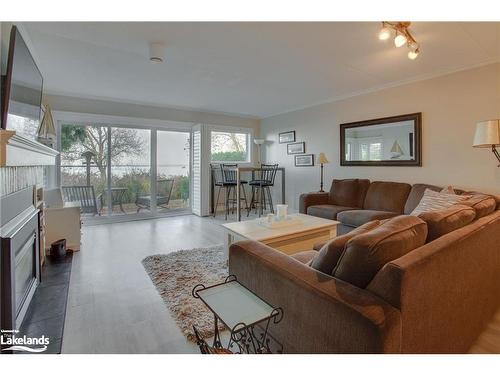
[333,215,427,288]
[410,188,468,216]
[418,204,476,242]
[440,186,456,194]
[310,220,382,275]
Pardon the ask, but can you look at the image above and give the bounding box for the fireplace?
[0,186,40,331]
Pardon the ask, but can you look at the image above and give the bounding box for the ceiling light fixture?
[378,22,420,60]
[149,42,165,63]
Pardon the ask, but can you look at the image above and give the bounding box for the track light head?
[378,26,391,41]
[394,33,407,48]
[408,48,420,60]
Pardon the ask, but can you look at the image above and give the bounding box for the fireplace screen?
[1,186,40,331]
[14,234,37,316]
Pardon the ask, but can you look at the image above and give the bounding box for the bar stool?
[212,164,248,220]
[247,164,279,217]
[221,164,249,219]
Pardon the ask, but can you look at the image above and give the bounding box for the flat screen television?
[1,26,43,141]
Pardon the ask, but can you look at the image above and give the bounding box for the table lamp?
[473,120,500,166]
[317,153,329,192]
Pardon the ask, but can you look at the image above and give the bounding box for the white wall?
[261,63,500,210]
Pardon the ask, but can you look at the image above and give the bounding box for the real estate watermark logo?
[1,329,49,353]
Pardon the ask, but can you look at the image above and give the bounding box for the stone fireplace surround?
[0,131,59,339]
[0,166,46,197]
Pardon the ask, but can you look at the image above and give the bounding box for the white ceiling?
[21,22,500,118]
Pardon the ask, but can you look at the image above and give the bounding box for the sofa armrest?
[229,240,401,353]
[367,211,500,353]
[299,192,329,214]
[313,240,327,250]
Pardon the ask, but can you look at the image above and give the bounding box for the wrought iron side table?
[192,275,283,354]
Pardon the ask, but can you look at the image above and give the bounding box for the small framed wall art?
[287,142,305,155]
[279,131,296,144]
[295,154,314,167]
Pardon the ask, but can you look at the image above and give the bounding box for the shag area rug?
[142,245,228,341]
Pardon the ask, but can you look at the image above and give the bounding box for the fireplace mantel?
[0,130,59,167]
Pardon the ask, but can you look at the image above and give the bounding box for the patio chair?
[61,185,102,215]
[135,179,174,212]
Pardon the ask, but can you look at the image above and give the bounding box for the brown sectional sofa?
[229,179,500,353]
[300,179,444,234]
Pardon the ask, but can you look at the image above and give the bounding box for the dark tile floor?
[17,253,73,354]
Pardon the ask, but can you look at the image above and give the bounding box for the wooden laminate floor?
[62,212,263,354]
[61,213,500,354]
[62,214,223,353]
[468,309,500,354]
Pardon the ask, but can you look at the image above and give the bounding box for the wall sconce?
[473,120,500,166]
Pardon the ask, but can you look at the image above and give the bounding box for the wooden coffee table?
[221,213,339,258]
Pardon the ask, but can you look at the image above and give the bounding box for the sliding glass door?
[156,130,190,214]
[59,123,191,222]
[60,124,109,215]
[108,126,151,216]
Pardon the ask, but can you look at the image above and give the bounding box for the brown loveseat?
[229,180,500,353]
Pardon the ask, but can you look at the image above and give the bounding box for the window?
[369,142,382,160]
[359,141,382,161]
[345,142,352,161]
[210,130,250,162]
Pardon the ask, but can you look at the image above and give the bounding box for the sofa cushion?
[290,250,318,265]
[307,205,359,220]
[404,183,442,214]
[418,204,476,242]
[460,193,497,219]
[337,209,399,228]
[410,189,469,216]
[328,179,370,208]
[333,215,427,288]
[363,181,411,213]
[310,220,382,275]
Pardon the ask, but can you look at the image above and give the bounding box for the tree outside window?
[210,131,249,162]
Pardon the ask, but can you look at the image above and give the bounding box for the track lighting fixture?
[378,22,420,60]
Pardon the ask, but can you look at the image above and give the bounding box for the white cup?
[276,204,288,220]
[267,214,275,223]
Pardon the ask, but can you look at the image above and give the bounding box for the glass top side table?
[192,275,283,354]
